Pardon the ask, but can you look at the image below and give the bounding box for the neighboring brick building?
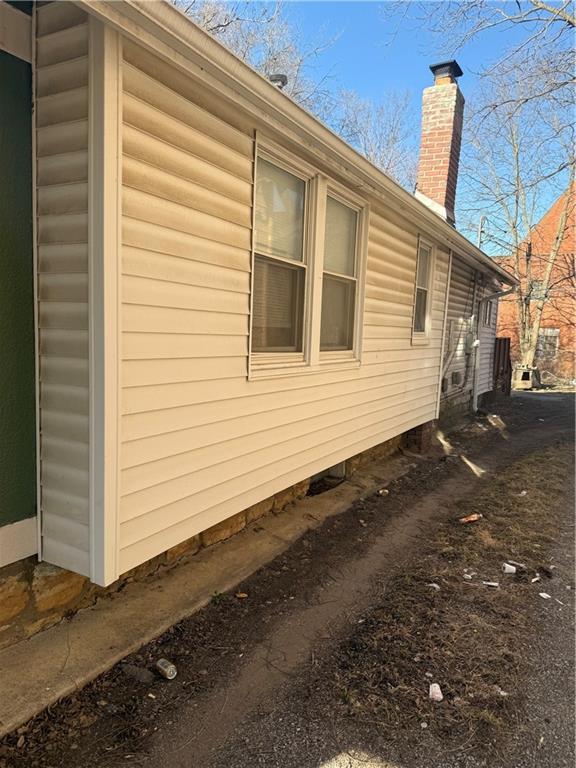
[497,188,575,381]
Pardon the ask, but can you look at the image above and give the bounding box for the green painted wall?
[0,50,36,526]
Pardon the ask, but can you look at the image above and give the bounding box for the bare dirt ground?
[1,392,574,768]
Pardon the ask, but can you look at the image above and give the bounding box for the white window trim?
[482,299,494,327]
[248,139,316,377]
[411,236,435,346]
[248,137,368,380]
[319,183,368,365]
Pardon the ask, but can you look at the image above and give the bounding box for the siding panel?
[478,292,498,395]
[441,257,477,403]
[36,4,90,576]
[118,45,450,574]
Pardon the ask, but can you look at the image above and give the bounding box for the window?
[320,196,359,351]
[483,300,494,326]
[412,240,433,335]
[536,328,559,358]
[530,280,545,301]
[252,157,307,353]
[250,146,368,376]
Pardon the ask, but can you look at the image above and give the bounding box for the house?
[497,188,575,384]
[414,60,509,418]
[0,1,514,642]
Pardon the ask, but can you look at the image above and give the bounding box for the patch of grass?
[322,443,573,754]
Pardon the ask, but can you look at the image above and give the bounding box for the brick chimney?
[415,60,465,226]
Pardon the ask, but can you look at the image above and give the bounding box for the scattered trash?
[155,658,177,680]
[420,721,428,729]
[429,683,444,702]
[555,598,565,606]
[538,418,545,422]
[538,736,545,748]
[426,582,441,591]
[502,563,517,574]
[425,671,433,678]
[235,592,249,599]
[459,513,483,524]
[147,693,156,699]
[463,573,473,581]
[507,559,527,571]
[494,686,509,697]
[358,519,367,527]
[531,574,541,583]
[378,488,389,496]
[482,581,499,588]
[518,490,527,497]
[538,593,552,600]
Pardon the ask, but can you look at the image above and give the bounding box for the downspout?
[472,286,516,411]
[435,250,453,419]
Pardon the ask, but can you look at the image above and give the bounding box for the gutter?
[79,0,516,286]
[472,287,517,411]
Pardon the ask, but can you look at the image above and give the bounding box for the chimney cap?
[429,60,463,80]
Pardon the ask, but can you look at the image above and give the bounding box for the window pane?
[252,256,304,352]
[320,275,355,351]
[324,196,357,276]
[417,245,430,288]
[414,287,427,332]
[255,158,305,262]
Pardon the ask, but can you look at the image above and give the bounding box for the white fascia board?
[0,1,31,63]
[76,0,517,288]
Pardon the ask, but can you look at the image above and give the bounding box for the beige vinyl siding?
[478,293,498,395]
[441,257,477,403]
[36,4,90,575]
[117,43,449,574]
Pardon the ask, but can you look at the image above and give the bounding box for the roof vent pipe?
[269,73,288,89]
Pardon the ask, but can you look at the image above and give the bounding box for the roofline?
[78,0,517,286]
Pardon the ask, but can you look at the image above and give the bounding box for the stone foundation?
[345,434,402,475]
[403,419,438,454]
[0,430,413,651]
[0,478,311,651]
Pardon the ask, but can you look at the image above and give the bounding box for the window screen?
[413,243,432,334]
[253,157,306,353]
[320,196,358,351]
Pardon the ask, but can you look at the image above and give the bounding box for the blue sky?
[279,2,568,248]
[284,1,526,121]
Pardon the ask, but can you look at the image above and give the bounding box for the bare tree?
[459,74,575,370]
[383,0,575,370]
[172,0,338,119]
[383,0,575,115]
[333,89,418,189]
